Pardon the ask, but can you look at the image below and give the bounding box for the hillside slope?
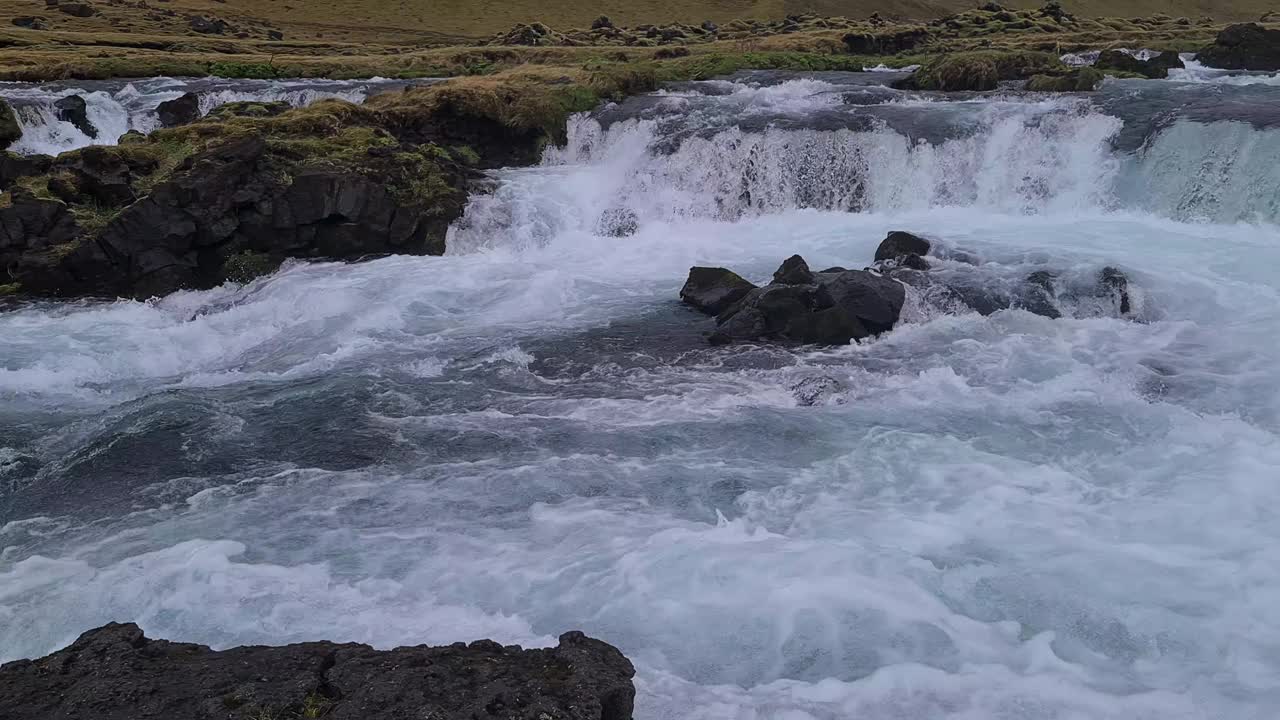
[1,0,1273,43]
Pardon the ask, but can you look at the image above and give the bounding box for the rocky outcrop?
[1,134,471,298]
[685,254,906,346]
[1199,23,1280,70]
[0,100,21,151]
[156,91,202,127]
[895,51,1068,92]
[1094,50,1183,79]
[0,622,636,720]
[55,95,97,138]
[683,231,1140,345]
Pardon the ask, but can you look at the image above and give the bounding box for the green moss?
[0,282,21,296]
[223,250,281,284]
[450,145,481,166]
[69,203,122,235]
[907,49,1068,91]
[209,61,281,79]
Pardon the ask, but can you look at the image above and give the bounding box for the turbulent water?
[0,76,432,155]
[4,66,1280,719]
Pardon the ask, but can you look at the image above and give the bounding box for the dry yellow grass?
[0,0,1273,46]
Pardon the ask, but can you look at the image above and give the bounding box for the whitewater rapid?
[4,71,1280,719]
[0,76,432,155]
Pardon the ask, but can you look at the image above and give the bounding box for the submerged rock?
[156,91,202,127]
[1094,50,1183,79]
[681,266,756,316]
[0,622,636,720]
[1199,23,1280,70]
[55,95,97,139]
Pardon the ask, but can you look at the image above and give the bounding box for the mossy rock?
[1025,67,1103,91]
[0,100,21,151]
[903,50,1066,91]
[205,101,292,121]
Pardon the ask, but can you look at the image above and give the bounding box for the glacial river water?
[3,62,1280,719]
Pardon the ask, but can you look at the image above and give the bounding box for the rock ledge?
[0,622,636,720]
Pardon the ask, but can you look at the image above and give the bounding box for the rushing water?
[0,76,433,155]
[4,67,1280,719]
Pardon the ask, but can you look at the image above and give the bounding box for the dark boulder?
[1199,23,1280,70]
[12,16,45,28]
[817,268,905,335]
[0,622,636,720]
[156,91,201,127]
[772,254,814,285]
[874,230,931,263]
[709,259,905,346]
[680,266,756,316]
[591,15,614,30]
[1095,50,1184,78]
[267,29,284,40]
[701,20,718,33]
[0,100,23,150]
[56,1,95,16]
[55,95,98,138]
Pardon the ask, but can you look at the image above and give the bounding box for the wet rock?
[1025,67,1104,91]
[772,254,815,285]
[1098,266,1132,315]
[1016,270,1062,318]
[55,95,97,138]
[0,622,636,720]
[1094,50,1183,79]
[156,91,201,127]
[681,266,756,316]
[0,100,21,151]
[56,1,95,16]
[792,375,844,406]
[595,206,638,237]
[709,259,905,346]
[1199,23,1280,70]
[874,230,931,263]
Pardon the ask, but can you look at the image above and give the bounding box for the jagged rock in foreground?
[0,622,636,720]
